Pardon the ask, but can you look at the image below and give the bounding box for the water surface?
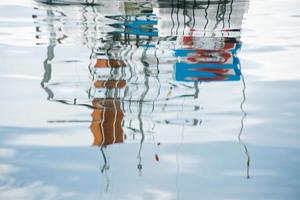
[0,0,300,199]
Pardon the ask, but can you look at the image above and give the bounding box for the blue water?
[0,0,300,199]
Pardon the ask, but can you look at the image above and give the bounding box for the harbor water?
[0,0,300,199]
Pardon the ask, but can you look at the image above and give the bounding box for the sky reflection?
[0,0,300,199]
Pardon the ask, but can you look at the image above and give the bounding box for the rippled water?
[0,0,300,199]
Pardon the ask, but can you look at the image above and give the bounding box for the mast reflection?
[33,0,251,183]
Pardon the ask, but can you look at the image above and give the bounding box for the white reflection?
[0,181,75,200]
[0,148,15,158]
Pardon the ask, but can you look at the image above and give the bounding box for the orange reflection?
[94,59,126,68]
[90,57,126,146]
[90,98,124,146]
[94,80,126,89]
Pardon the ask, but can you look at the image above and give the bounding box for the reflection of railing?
[33,0,251,187]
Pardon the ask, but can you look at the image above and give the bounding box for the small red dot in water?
[155,154,159,162]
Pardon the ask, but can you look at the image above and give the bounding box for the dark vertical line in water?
[136,36,152,175]
[221,0,227,37]
[152,43,161,113]
[82,6,89,46]
[204,0,210,36]
[192,0,196,29]
[176,0,180,36]
[137,92,146,176]
[41,9,56,100]
[91,5,98,47]
[228,0,234,30]
[123,37,134,111]
[129,76,138,115]
[183,0,186,35]
[42,44,54,87]
[81,4,97,99]
[136,35,140,48]
[100,146,110,192]
[137,109,145,176]
[171,0,175,36]
[194,81,199,98]
[221,1,227,30]
[113,34,126,139]
[213,0,222,33]
[87,6,98,91]
[129,33,141,115]
[88,48,95,82]
[100,146,108,173]
[119,55,127,118]
[238,66,250,179]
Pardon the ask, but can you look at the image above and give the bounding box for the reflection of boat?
[33,0,251,180]
[154,0,249,37]
[90,55,126,146]
[94,58,126,68]
[90,98,124,146]
[33,0,249,139]
[174,36,241,81]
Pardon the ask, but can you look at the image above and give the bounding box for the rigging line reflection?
[36,5,94,109]
[189,2,201,98]
[100,146,110,192]
[39,9,58,101]
[228,0,234,33]
[42,43,55,89]
[151,40,161,112]
[137,42,151,176]
[194,81,199,98]
[192,0,196,28]
[238,66,250,179]
[170,0,175,36]
[33,1,251,191]
[204,0,210,37]
[176,0,180,36]
[182,0,186,36]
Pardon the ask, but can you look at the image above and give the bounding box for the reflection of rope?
[137,100,145,176]
[176,0,180,36]
[204,0,210,37]
[86,5,98,80]
[100,146,110,192]
[112,99,118,144]
[182,0,186,35]
[41,44,54,88]
[228,0,234,37]
[152,41,161,112]
[194,81,199,99]
[40,8,57,100]
[137,124,144,176]
[238,65,250,179]
[136,41,151,175]
[192,0,196,28]
[213,0,227,36]
[171,0,175,36]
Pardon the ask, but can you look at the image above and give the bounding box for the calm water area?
[0,0,300,199]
